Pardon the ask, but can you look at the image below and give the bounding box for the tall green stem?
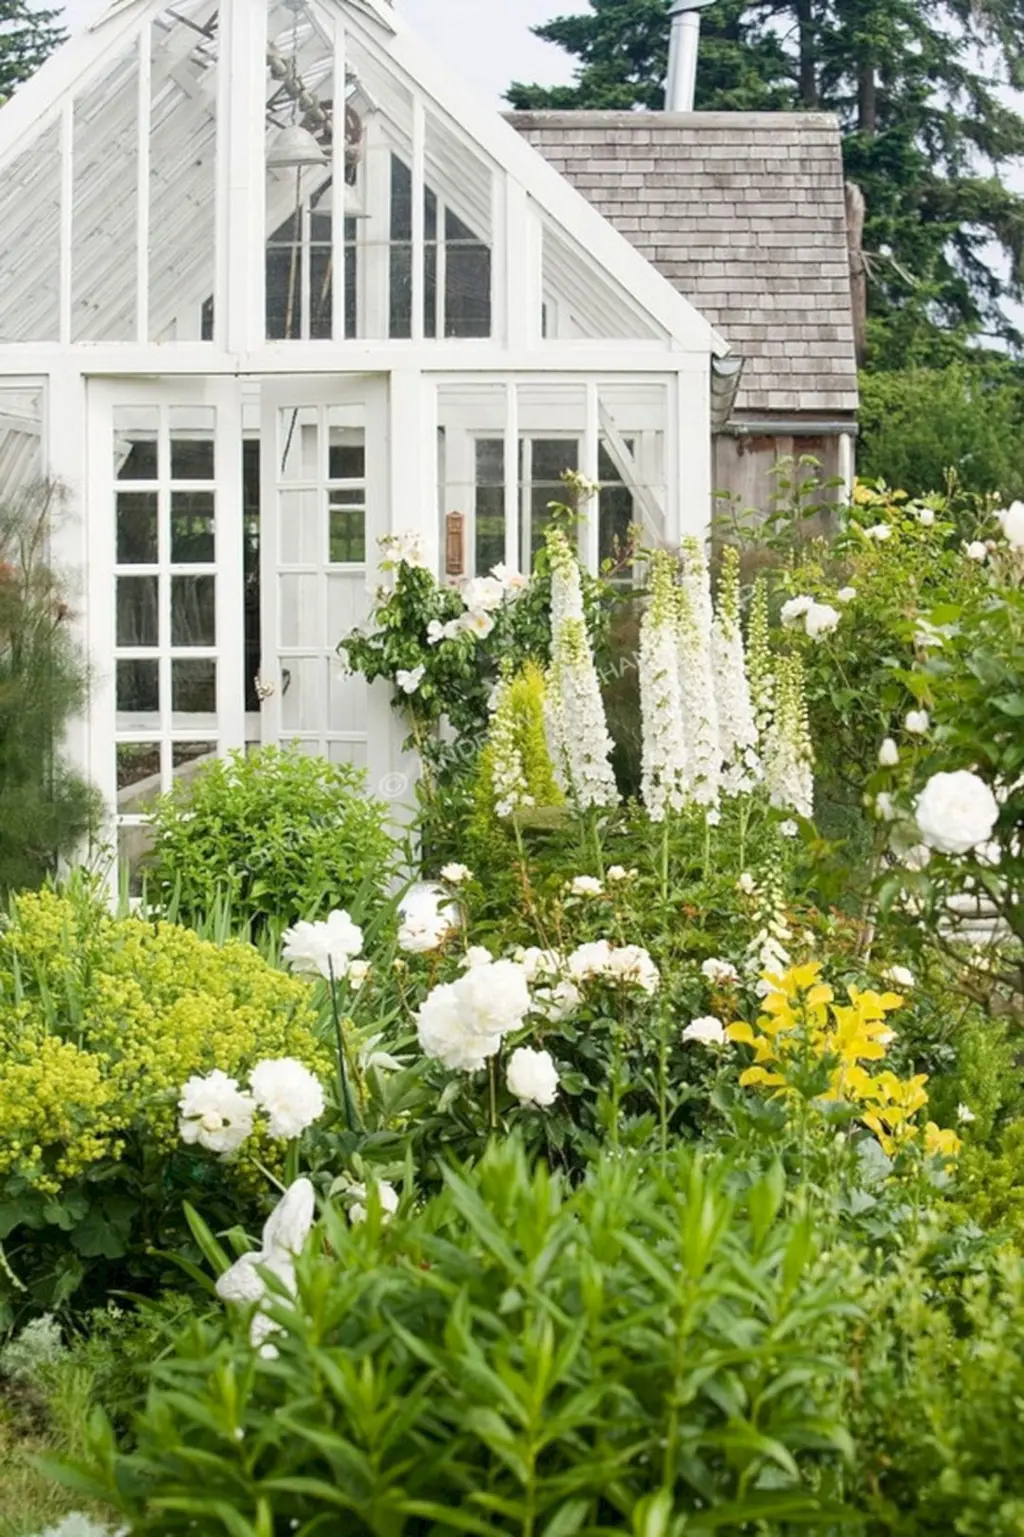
[327,963,354,1131]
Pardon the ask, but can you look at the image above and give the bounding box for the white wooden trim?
[410,95,426,344]
[675,360,711,540]
[58,103,73,346]
[331,13,348,342]
[503,379,518,572]
[582,381,600,571]
[135,23,151,343]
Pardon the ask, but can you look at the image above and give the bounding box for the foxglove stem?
[326,962,354,1131]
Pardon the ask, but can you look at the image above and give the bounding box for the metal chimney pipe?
[666,0,714,112]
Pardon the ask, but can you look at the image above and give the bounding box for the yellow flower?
[924,1122,962,1162]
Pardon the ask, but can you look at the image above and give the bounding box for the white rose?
[865,523,892,541]
[416,981,496,1072]
[701,957,740,986]
[250,1059,325,1140]
[682,1016,727,1047]
[441,862,472,885]
[605,944,660,995]
[780,595,813,628]
[916,506,936,527]
[965,541,988,562]
[398,884,457,953]
[878,738,900,767]
[346,959,371,990]
[836,586,857,603]
[456,958,531,1038]
[999,501,1024,548]
[904,710,929,736]
[462,576,505,613]
[179,1069,255,1155]
[883,965,915,989]
[569,875,604,897]
[567,939,615,981]
[915,770,999,855]
[606,865,635,882]
[532,978,581,1022]
[804,602,840,638]
[506,1046,560,1109]
[490,563,527,592]
[515,946,562,982]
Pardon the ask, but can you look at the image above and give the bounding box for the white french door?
[88,376,244,878]
[258,375,388,770]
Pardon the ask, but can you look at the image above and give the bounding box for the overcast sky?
[60,0,577,105]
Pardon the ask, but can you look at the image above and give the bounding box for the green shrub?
[148,745,395,930]
[849,1250,1024,1534]
[75,1138,857,1532]
[0,885,329,1321]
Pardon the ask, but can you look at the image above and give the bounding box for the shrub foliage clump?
[148,744,396,930]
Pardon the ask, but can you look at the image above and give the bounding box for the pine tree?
[0,484,101,893]
[507,0,1024,361]
[0,0,64,105]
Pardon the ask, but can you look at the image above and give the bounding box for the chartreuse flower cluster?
[0,889,329,1195]
[727,962,961,1161]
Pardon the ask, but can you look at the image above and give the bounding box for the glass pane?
[476,439,504,486]
[117,492,159,563]
[172,740,217,774]
[0,387,44,503]
[328,495,365,563]
[171,492,216,563]
[118,824,156,898]
[117,741,162,796]
[172,658,216,714]
[114,407,159,480]
[171,575,216,645]
[542,224,664,341]
[599,485,635,564]
[532,439,579,482]
[0,121,61,343]
[279,487,321,565]
[150,0,218,342]
[72,43,140,342]
[170,407,216,480]
[426,112,493,339]
[279,406,318,481]
[117,658,159,714]
[117,575,159,647]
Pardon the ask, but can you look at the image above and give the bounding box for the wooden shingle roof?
[508,110,859,419]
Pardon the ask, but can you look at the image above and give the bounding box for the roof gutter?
[709,354,744,429]
[717,417,860,436]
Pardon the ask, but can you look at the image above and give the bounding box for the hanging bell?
[267,123,327,169]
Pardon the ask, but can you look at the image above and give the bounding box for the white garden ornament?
[216,1178,315,1353]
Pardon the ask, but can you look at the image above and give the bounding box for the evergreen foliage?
[508,0,1024,361]
[0,0,64,104]
[0,485,100,895]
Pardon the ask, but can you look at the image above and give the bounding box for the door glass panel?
[171,574,216,645]
[171,492,216,562]
[172,657,216,717]
[117,493,159,563]
[117,576,160,647]
[117,658,160,717]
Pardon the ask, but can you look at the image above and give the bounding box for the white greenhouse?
[0,0,728,880]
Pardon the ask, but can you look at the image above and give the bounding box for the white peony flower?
[415,957,531,1072]
[883,965,915,989]
[566,939,615,982]
[179,1070,255,1155]
[836,586,857,603]
[569,875,604,897]
[878,738,899,767]
[915,770,999,855]
[346,958,371,990]
[398,883,457,953]
[532,977,582,1023]
[250,1059,325,1140]
[864,523,892,541]
[780,595,813,628]
[606,864,635,882]
[904,710,929,736]
[441,862,472,885]
[957,1103,976,1125]
[902,843,932,871]
[461,945,494,969]
[701,957,740,987]
[998,501,1024,548]
[965,541,988,562]
[462,575,505,613]
[515,946,562,982]
[804,602,841,639]
[682,1016,727,1047]
[281,910,364,981]
[338,1175,399,1225]
[216,1179,315,1348]
[395,665,425,695]
[506,1046,560,1109]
